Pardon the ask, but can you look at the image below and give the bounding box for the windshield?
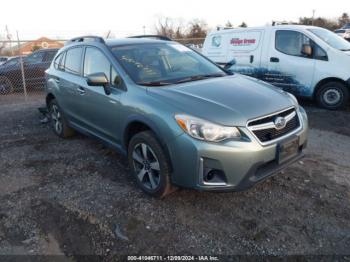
[111,43,226,86]
[3,58,20,67]
[308,28,350,51]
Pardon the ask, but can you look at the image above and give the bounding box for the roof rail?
[65,35,105,45]
[128,35,172,41]
[272,21,298,26]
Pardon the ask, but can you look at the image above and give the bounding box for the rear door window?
[65,47,83,75]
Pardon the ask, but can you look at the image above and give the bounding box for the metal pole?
[312,10,315,25]
[5,25,14,56]
[16,31,27,101]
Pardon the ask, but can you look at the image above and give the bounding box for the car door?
[56,46,86,124]
[266,29,315,97]
[0,57,23,89]
[76,46,124,144]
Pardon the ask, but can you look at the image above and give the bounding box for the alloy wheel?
[132,143,161,190]
[51,104,63,134]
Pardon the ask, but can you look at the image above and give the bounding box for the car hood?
[148,74,295,126]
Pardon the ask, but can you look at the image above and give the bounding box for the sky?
[0,0,349,40]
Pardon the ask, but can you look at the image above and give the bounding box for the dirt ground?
[0,94,349,260]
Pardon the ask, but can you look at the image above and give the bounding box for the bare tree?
[239,22,248,28]
[225,21,233,28]
[154,16,185,39]
[0,36,5,55]
[301,16,339,30]
[299,14,345,31]
[186,19,208,38]
[339,13,350,27]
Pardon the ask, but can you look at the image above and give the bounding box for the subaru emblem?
[274,116,286,130]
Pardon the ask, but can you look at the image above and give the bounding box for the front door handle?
[77,86,85,95]
[270,57,279,63]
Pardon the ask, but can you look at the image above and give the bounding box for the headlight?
[175,114,241,142]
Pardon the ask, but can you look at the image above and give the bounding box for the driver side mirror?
[86,72,111,95]
[301,44,313,57]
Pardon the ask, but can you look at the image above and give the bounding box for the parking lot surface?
[0,94,349,259]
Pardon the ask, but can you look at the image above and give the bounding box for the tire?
[316,81,349,110]
[48,99,75,138]
[0,76,14,95]
[128,131,176,198]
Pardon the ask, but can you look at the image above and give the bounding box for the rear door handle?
[77,86,85,95]
[270,57,279,63]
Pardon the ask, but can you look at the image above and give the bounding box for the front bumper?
[168,107,308,191]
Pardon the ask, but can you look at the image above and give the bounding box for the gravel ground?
[0,94,349,260]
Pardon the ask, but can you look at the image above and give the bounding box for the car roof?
[33,48,60,53]
[63,37,170,49]
[208,25,325,34]
[105,38,169,47]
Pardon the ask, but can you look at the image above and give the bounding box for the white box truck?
[202,25,350,109]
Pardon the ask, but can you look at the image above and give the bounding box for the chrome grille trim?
[246,107,303,146]
[249,111,296,131]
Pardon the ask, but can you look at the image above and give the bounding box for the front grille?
[248,108,300,143]
[248,108,294,127]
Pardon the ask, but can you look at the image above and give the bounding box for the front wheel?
[128,131,175,198]
[316,82,349,110]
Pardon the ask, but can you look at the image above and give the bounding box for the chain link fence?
[0,37,204,103]
[0,38,65,102]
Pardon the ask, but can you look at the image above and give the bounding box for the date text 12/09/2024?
[127,255,220,261]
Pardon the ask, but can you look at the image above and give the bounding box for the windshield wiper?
[137,81,173,86]
[340,49,350,51]
[175,73,225,84]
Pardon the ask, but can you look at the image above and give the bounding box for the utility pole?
[312,9,316,25]
[143,25,146,35]
[5,25,13,56]
[17,31,27,101]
